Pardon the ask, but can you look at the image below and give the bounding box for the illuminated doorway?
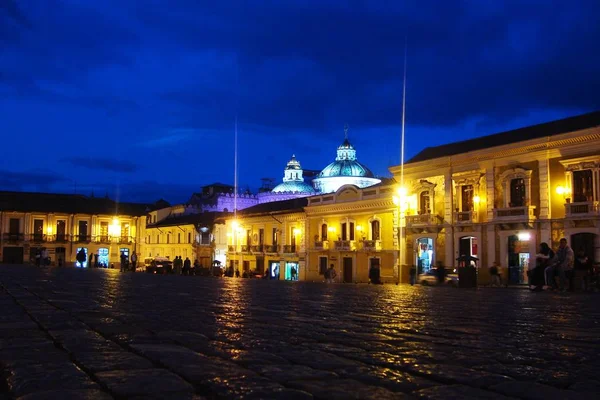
[98,248,109,267]
[416,238,434,273]
[75,247,88,268]
[285,262,299,281]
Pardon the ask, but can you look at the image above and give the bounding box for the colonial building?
[140,204,224,267]
[304,184,398,283]
[224,198,308,280]
[389,110,600,284]
[0,191,150,266]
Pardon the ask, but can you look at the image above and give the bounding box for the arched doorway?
[459,236,478,263]
[416,238,434,274]
[570,233,597,263]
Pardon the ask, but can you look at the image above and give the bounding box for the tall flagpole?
[398,38,407,285]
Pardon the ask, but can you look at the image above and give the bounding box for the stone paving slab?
[1,265,600,399]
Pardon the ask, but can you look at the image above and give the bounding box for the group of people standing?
[529,238,596,292]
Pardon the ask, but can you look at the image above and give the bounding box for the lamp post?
[393,187,407,285]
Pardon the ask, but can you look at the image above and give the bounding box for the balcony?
[361,240,381,251]
[493,206,536,221]
[30,234,48,243]
[565,201,599,217]
[3,233,24,242]
[75,235,91,243]
[251,245,264,253]
[454,210,478,224]
[314,240,330,250]
[54,234,69,243]
[405,213,443,226]
[283,245,297,254]
[265,245,279,253]
[118,236,133,244]
[334,240,356,251]
[96,235,111,244]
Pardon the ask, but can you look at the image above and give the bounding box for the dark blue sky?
[1,1,599,204]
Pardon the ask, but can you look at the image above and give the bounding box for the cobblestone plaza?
[1,266,599,399]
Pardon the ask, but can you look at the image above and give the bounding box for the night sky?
[1,1,599,204]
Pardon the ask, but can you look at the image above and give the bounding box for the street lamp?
[393,187,407,285]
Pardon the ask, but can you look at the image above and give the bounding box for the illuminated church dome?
[312,126,381,193]
[258,155,315,203]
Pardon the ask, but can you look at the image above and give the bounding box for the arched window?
[419,191,431,214]
[510,178,526,207]
[321,223,328,240]
[370,220,380,241]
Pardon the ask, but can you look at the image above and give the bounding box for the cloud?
[61,157,138,173]
[0,169,67,192]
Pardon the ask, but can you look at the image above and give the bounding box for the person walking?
[545,238,574,292]
[131,252,138,272]
[120,251,127,272]
[326,264,337,283]
[183,257,191,275]
[76,248,86,267]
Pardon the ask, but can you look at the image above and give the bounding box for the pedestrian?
[326,264,337,283]
[409,266,416,286]
[93,252,99,268]
[530,243,553,291]
[183,257,191,275]
[131,252,138,272]
[574,247,591,291]
[35,248,41,267]
[88,252,94,269]
[291,265,297,281]
[120,251,127,272]
[76,248,86,267]
[545,238,574,292]
[489,262,502,287]
[41,247,49,266]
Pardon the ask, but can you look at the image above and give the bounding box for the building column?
[445,229,454,267]
[486,168,495,220]
[444,173,453,223]
[538,159,551,219]
[486,224,496,266]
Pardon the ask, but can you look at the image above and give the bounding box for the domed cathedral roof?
[272,154,316,194]
[313,125,381,194]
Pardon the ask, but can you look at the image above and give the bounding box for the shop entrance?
[2,247,23,264]
[75,247,88,268]
[416,238,434,273]
[459,236,478,264]
[269,261,280,279]
[98,248,109,267]
[507,235,528,284]
[285,262,299,281]
[571,233,597,263]
[342,257,353,283]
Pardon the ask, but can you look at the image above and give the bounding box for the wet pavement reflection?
[1,265,599,399]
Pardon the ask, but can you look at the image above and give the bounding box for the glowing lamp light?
[293,228,302,235]
[518,232,531,241]
[327,226,336,233]
[397,187,407,197]
[232,221,239,229]
[108,218,121,236]
[473,195,481,204]
[46,226,53,235]
[556,186,565,195]
[356,225,363,232]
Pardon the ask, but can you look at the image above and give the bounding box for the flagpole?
[398,38,407,285]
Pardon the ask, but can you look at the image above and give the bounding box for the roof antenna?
[344,123,349,140]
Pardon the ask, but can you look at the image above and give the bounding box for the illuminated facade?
[224,198,307,280]
[312,129,381,193]
[304,184,398,283]
[389,110,600,284]
[0,192,148,266]
[258,155,316,204]
[140,204,223,267]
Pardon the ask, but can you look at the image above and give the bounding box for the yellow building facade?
[224,198,307,280]
[304,184,399,283]
[389,111,600,284]
[0,192,147,266]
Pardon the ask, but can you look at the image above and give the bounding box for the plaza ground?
[1,265,599,399]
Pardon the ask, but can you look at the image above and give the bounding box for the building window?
[370,220,380,241]
[188,232,191,243]
[167,234,170,244]
[419,191,431,214]
[510,178,526,207]
[272,228,279,245]
[259,229,264,245]
[573,169,593,202]
[319,256,328,275]
[500,168,532,208]
[156,235,160,244]
[78,221,88,239]
[33,219,44,241]
[178,233,181,243]
[321,224,328,240]
[341,222,347,241]
[121,223,129,240]
[349,222,355,241]
[100,222,109,242]
[56,220,66,241]
[461,185,473,212]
